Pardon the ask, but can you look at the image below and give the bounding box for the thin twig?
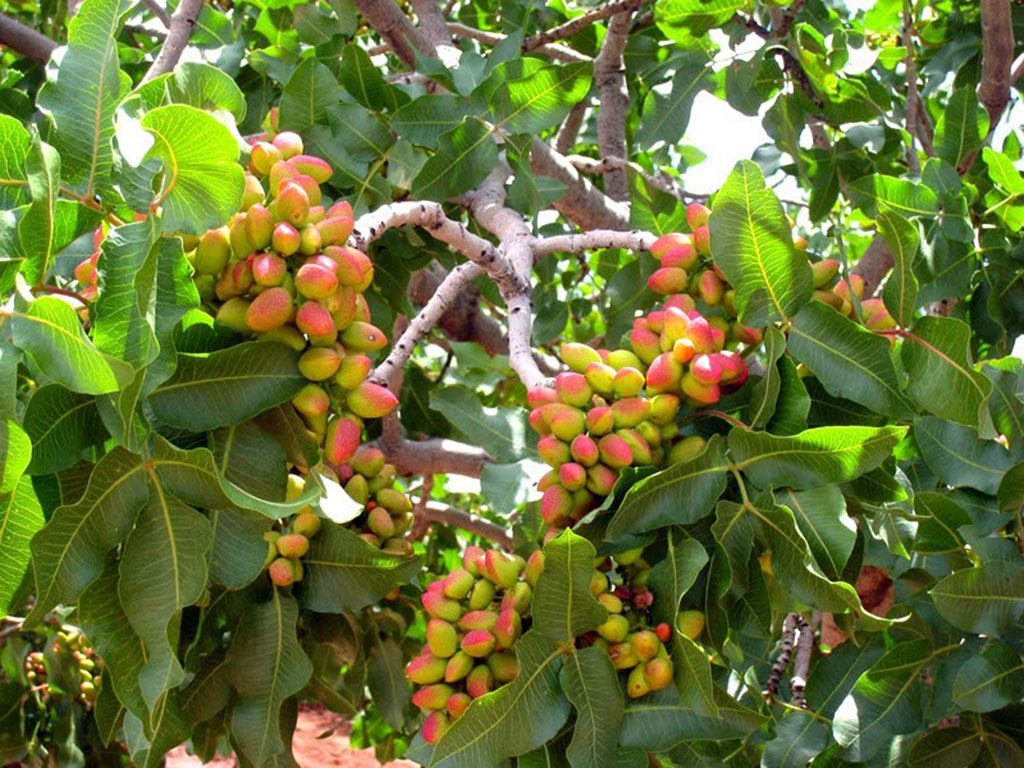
[140,0,171,29]
[522,0,647,51]
[418,502,513,549]
[141,0,203,82]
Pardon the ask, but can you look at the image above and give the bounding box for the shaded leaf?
[532,529,607,643]
[929,561,1024,635]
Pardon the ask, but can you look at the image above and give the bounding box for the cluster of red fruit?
[406,546,542,744]
[71,227,106,307]
[809,261,895,330]
[24,628,103,706]
[645,202,762,349]
[334,446,415,555]
[530,302,748,530]
[263,476,323,586]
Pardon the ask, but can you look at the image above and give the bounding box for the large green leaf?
[788,302,912,417]
[23,384,106,475]
[729,425,906,489]
[637,52,712,146]
[647,533,708,626]
[279,58,342,133]
[26,448,149,624]
[17,134,62,284]
[300,522,422,613]
[366,626,410,730]
[208,506,273,589]
[748,325,786,429]
[776,485,855,580]
[903,317,992,430]
[913,491,970,554]
[877,208,919,328]
[606,434,729,538]
[339,43,409,113]
[147,341,305,431]
[833,639,935,762]
[213,421,288,504]
[226,590,312,767]
[167,62,247,123]
[934,89,989,168]
[92,219,161,369]
[36,0,135,198]
[710,500,754,594]
[391,94,467,147]
[929,561,1024,635]
[914,416,1019,494]
[532,529,607,643]
[655,0,749,38]
[708,160,813,326]
[984,359,1024,445]
[118,493,211,711]
[492,62,591,135]
[429,385,534,464]
[423,631,570,768]
[907,728,983,768]
[141,105,244,235]
[670,634,717,719]
[848,175,939,218]
[561,646,642,768]
[11,292,135,395]
[411,118,498,202]
[752,503,890,628]
[0,115,30,208]
[0,420,31,494]
[0,477,44,614]
[952,643,1024,712]
[620,684,766,749]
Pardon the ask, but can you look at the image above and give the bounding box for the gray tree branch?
[141,0,203,83]
[594,10,633,201]
[0,13,57,64]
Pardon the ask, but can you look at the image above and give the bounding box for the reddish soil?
[166,705,417,767]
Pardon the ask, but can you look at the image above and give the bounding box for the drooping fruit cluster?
[406,546,542,744]
[529,298,748,531]
[24,628,104,706]
[808,261,895,330]
[335,446,415,555]
[582,547,676,698]
[71,226,106,312]
[645,203,763,348]
[262,474,324,586]
[184,128,415,548]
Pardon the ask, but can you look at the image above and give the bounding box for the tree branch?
[568,154,705,203]
[410,0,461,67]
[408,263,509,357]
[0,13,57,64]
[141,0,203,83]
[555,100,589,154]
[417,502,513,549]
[594,10,633,201]
[533,229,656,256]
[350,0,433,70]
[978,0,1014,127]
[522,0,647,51]
[140,0,171,29]
[388,438,493,478]
[446,21,591,64]
[530,139,631,230]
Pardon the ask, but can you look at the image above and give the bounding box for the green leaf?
[492,62,591,135]
[647,533,708,626]
[36,0,134,198]
[532,530,607,643]
[670,634,717,719]
[907,728,982,768]
[620,684,767,749]
[952,643,1024,712]
[17,134,62,284]
[141,105,245,235]
[429,385,534,464]
[934,88,988,168]
[147,341,306,432]
[914,416,1019,494]
[0,115,30,208]
[752,503,890,628]
[768,356,811,435]
[606,435,729,538]
[655,0,749,38]
[366,628,410,729]
[425,631,570,768]
[730,425,906,489]
[167,62,247,123]
[411,118,498,202]
[903,317,992,430]
[848,175,940,218]
[913,491,970,554]
[0,477,44,614]
[391,94,466,147]
[213,421,287,503]
[142,236,200,392]
[326,103,392,162]
[788,301,912,417]
[776,485,855,580]
[11,292,135,395]
[339,43,408,113]
[0,420,30,494]
[23,384,106,475]
[92,219,161,369]
[26,448,149,624]
[208,506,273,589]
[561,646,639,768]
[832,639,935,762]
[226,590,312,767]
[877,208,920,328]
[983,360,1024,444]
[748,325,786,429]
[637,52,711,146]
[929,561,1024,635]
[301,522,422,612]
[119,493,211,711]
[711,500,754,594]
[708,160,813,326]
[763,713,830,768]
[279,58,342,133]
[983,147,1024,194]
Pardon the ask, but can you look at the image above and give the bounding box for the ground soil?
[165,704,417,767]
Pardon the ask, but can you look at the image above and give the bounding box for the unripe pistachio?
[598,434,634,470]
[367,506,395,539]
[648,266,688,295]
[194,227,232,275]
[500,582,533,615]
[276,533,309,559]
[585,406,615,436]
[627,664,650,698]
[346,381,399,419]
[426,619,459,658]
[612,397,652,429]
[461,629,496,658]
[340,320,387,353]
[686,202,711,230]
[467,578,495,610]
[298,347,342,381]
[324,416,362,465]
[607,349,645,371]
[272,131,304,159]
[241,174,264,210]
[570,434,600,467]
[629,630,661,662]
[465,665,493,698]
[268,557,297,586]
[446,692,472,719]
[406,653,447,684]
[344,474,369,504]
[290,154,332,183]
[422,592,463,622]
[676,609,705,640]
[412,683,454,712]
[608,642,639,670]
[251,141,283,175]
[494,608,522,649]
[296,301,337,345]
[443,567,475,600]
[538,435,571,468]
[549,408,587,442]
[252,252,288,286]
[335,354,372,389]
[293,512,321,538]
[559,342,602,373]
[463,545,485,575]
[444,651,474,683]
[586,463,618,496]
[246,287,293,333]
[246,204,274,250]
[487,651,519,682]
[215,297,251,333]
[481,551,524,589]
[643,657,674,692]
[277,183,310,228]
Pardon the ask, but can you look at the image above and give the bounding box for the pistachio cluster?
[336,447,415,555]
[24,628,103,706]
[406,546,542,744]
[809,261,895,330]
